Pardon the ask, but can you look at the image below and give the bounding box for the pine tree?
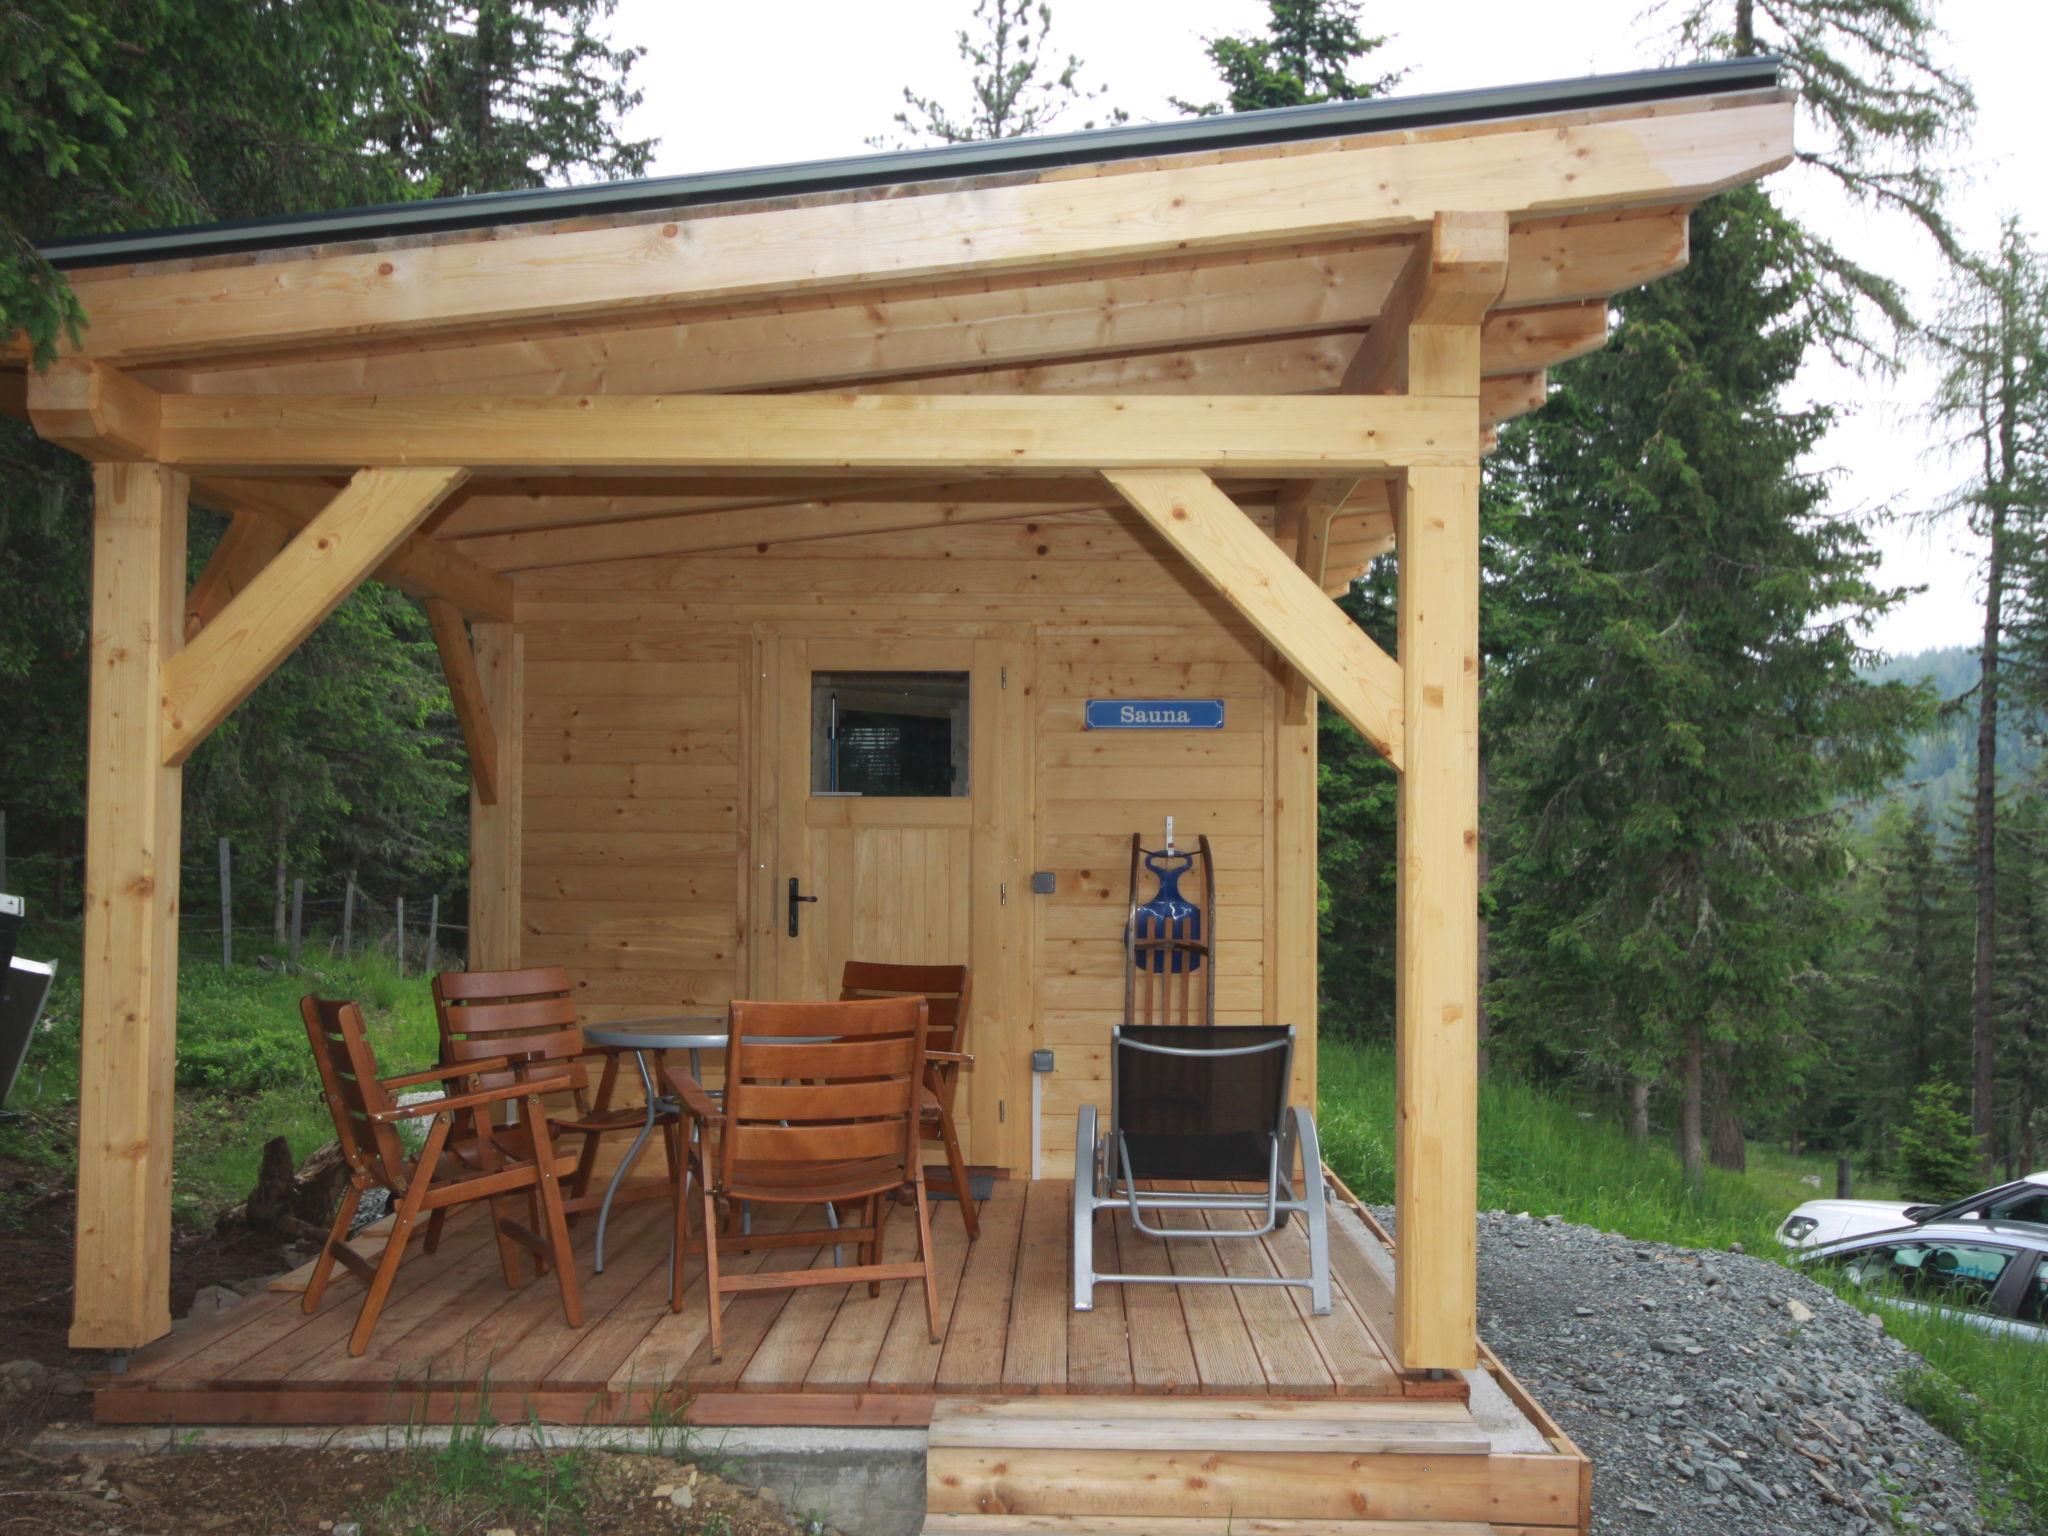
[1895,1078,1981,1202]
[1172,0,1402,117]
[381,0,653,195]
[1667,0,1973,357]
[1485,187,1925,1189]
[1924,220,2048,1172]
[876,0,1123,147]
[0,1,651,923]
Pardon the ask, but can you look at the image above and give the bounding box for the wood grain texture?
[1107,469,1405,766]
[426,598,500,805]
[71,462,187,1349]
[60,95,1788,362]
[159,467,467,763]
[153,392,1473,474]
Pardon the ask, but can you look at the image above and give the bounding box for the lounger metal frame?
[1072,1025,1331,1314]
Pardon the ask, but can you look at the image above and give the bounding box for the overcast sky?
[608,0,2047,661]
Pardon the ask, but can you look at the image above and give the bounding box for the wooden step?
[921,1518,1495,1534]
[925,1395,1507,1526]
[929,1395,1490,1456]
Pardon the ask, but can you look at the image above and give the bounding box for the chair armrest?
[657,1063,724,1124]
[380,1056,515,1091]
[369,1073,575,1123]
[926,1050,974,1065]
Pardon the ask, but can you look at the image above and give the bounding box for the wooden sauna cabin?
[9,54,1797,1533]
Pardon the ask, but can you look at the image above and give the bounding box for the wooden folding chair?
[433,966,663,1224]
[299,995,584,1356]
[662,996,942,1360]
[839,961,978,1240]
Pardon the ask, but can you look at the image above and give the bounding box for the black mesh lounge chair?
[1072,1023,1330,1314]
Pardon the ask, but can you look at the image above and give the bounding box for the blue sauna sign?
[1085,698,1225,730]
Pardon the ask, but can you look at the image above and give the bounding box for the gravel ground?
[1380,1206,2009,1536]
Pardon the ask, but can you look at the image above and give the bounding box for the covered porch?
[95,1177,1593,1531]
[9,52,1794,1535]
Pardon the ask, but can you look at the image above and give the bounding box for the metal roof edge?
[39,56,1782,270]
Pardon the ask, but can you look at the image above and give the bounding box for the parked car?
[1777,1198,1918,1249]
[1775,1169,2048,1249]
[1797,1219,2048,1343]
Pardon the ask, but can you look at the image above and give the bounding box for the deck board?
[95,1180,1431,1426]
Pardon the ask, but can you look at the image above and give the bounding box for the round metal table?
[582,1016,723,1273]
[581,1017,843,1274]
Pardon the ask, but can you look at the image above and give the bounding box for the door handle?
[787,877,818,937]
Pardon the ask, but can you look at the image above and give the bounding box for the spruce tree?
[1172,0,1401,117]
[1485,187,1925,1188]
[876,0,1122,146]
[1925,220,2048,1171]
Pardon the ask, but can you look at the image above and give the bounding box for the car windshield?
[1834,1240,2016,1313]
[1917,1180,2033,1224]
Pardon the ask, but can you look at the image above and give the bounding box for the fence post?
[0,808,8,894]
[395,895,406,979]
[341,873,356,957]
[289,878,305,971]
[1835,1155,1852,1200]
[427,893,440,975]
[217,837,233,970]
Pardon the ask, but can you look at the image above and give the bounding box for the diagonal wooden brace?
[160,466,469,765]
[1104,468,1403,769]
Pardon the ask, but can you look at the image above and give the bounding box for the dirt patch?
[0,1148,302,1441]
[0,1443,823,1535]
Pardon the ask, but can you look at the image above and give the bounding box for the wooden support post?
[341,872,356,958]
[395,896,406,979]
[1393,463,1483,1373]
[217,838,232,969]
[73,462,188,1350]
[0,809,7,895]
[467,625,524,970]
[289,878,304,971]
[427,893,440,974]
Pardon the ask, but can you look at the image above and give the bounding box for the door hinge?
[999,881,1008,906]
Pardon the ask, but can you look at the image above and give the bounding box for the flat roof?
[38,57,1780,270]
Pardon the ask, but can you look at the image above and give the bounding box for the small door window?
[811,671,969,797]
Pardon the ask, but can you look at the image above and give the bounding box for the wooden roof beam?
[26,360,160,459]
[166,216,1664,399]
[57,93,1789,364]
[154,392,1478,474]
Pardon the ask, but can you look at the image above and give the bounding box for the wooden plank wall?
[512,507,1315,1172]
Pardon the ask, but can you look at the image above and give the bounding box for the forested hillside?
[1860,645,2045,824]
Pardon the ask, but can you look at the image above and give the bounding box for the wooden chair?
[298,995,584,1356]
[432,966,662,1222]
[662,996,942,1359]
[839,961,978,1240]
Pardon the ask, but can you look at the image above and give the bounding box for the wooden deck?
[96,1179,1453,1427]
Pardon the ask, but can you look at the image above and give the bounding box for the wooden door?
[752,633,1032,1169]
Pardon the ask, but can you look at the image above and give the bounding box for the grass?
[376,1408,595,1536]
[1318,1040,2045,1532]
[0,917,441,1225]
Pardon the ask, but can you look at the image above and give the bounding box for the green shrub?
[1895,1078,1981,1203]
